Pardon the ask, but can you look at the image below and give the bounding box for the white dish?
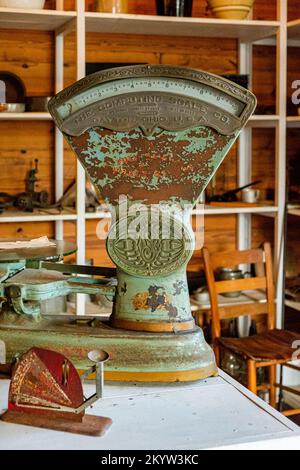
[193,289,210,302]
[0,0,45,9]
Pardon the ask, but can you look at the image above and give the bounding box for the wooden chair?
[202,242,300,416]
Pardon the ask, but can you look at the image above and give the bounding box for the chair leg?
[214,344,221,367]
[269,365,276,408]
[247,360,257,395]
[277,365,284,412]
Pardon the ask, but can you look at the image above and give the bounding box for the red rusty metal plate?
[8,347,83,418]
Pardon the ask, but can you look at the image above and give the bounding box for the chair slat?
[218,302,268,320]
[210,249,264,270]
[215,277,267,294]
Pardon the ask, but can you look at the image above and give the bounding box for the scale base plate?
[1,411,112,437]
[0,315,218,382]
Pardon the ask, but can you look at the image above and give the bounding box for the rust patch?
[132,285,178,319]
[70,127,231,205]
[132,292,149,311]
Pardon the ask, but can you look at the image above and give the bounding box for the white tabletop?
[0,371,299,450]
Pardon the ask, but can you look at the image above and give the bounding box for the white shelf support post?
[76,0,86,315]
[237,41,253,252]
[275,0,287,328]
[54,31,64,241]
[237,41,253,337]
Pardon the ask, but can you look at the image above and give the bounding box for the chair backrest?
[202,242,275,341]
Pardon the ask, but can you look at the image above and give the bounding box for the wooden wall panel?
[253,46,276,112]
[0,221,54,239]
[0,30,54,96]
[0,121,54,197]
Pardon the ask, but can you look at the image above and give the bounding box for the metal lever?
[68,349,110,414]
[41,262,117,278]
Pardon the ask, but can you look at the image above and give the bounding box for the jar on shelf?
[156,0,193,17]
[0,71,26,113]
[96,0,128,14]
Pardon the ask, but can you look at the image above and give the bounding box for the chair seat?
[218,329,300,362]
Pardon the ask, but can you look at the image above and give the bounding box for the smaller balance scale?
[0,346,112,436]
[0,65,257,383]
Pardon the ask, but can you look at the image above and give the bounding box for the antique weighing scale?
[0,65,256,382]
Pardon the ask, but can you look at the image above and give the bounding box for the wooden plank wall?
[0,0,299,272]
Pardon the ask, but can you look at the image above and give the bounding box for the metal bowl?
[0,103,25,113]
[217,268,244,298]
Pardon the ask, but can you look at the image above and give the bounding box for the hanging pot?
[207,0,255,20]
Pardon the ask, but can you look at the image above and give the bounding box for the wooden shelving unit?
[0,7,76,31]
[248,115,280,127]
[287,116,300,127]
[0,0,287,319]
[85,12,280,41]
[287,18,300,39]
[0,209,77,223]
[286,5,300,328]
[0,112,51,120]
[288,207,300,217]
[285,298,300,312]
[0,113,279,126]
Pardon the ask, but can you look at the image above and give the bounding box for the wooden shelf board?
[0,113,278,125]
[287,116,300,121]
[85,205,278,219]
[285,299,300,312]
[0,8,76,31]
[0,112,52,120]
[0,209,77,223]
[85,211,111,220]
[248,115,280,128]
[287,116,300,128]
[288,19,300,40]
[288,207,300,217]
[202,204,278,215]
[85,13,279,42]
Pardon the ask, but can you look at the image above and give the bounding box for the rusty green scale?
[0,65,256,382]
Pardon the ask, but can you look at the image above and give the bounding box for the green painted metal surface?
[0,66,257,381]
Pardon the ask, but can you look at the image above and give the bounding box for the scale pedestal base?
[0,315,218,382]
[1,411,112,437]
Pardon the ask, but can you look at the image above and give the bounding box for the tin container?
[96,0,128,13]
[218,268,244,298]
[156,0,193,17]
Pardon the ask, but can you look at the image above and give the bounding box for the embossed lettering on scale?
[62,93,240,137]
